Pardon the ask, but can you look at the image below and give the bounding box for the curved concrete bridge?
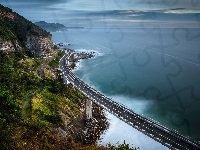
[59,54,200,150]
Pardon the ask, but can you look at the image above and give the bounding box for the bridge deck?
[59,55,200,150]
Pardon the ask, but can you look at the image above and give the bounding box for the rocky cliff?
[25,35,54,56]
[0,40,20,51]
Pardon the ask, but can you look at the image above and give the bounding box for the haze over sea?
[52,27,200,149]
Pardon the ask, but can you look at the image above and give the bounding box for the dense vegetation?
[0,23,17,41]
[0,50,93,149]
[0,4,50,47]
[0,50,137,150]
[0,51,63,148]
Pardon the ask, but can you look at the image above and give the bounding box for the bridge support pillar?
[86,99,92,119]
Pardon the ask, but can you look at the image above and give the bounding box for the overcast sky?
[2,0,200,10]
[1,0,200,28]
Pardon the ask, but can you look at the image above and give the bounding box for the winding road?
[59,54,200,150]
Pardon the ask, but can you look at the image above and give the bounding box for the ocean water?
[52,28,200,148]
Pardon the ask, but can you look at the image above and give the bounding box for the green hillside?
[0,4,135,150]
[0,4,49,47]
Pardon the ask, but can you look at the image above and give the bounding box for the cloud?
[1,0,199,28]
[3,0,70,4]
[2,0,200,11]
[147,0,200,9]
[1,0,71,9]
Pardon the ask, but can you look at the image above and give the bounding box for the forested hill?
[0,4,53,55]
[0,4,135,150]
[0,4,108,148]
[0,4,107,150]
[0,4,49,42]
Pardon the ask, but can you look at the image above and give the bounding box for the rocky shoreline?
[55,48,109,145]
[66,49,98,69]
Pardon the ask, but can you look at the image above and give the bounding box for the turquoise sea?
[52,28,200,149]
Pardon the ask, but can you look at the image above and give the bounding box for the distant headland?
[35,21,84,32]
[35,21,68,32]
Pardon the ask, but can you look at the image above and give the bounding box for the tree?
[0,90,21,128]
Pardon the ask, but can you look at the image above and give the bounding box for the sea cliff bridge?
[59,54,200,150]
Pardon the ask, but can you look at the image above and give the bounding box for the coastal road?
[59,54,200,150]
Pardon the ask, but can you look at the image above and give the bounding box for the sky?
[1,0,200,28]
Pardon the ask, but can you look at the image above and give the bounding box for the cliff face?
[25,35,54,55]
[0,40,21,51]
[0,4,54,55]
[0,41,14,51]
